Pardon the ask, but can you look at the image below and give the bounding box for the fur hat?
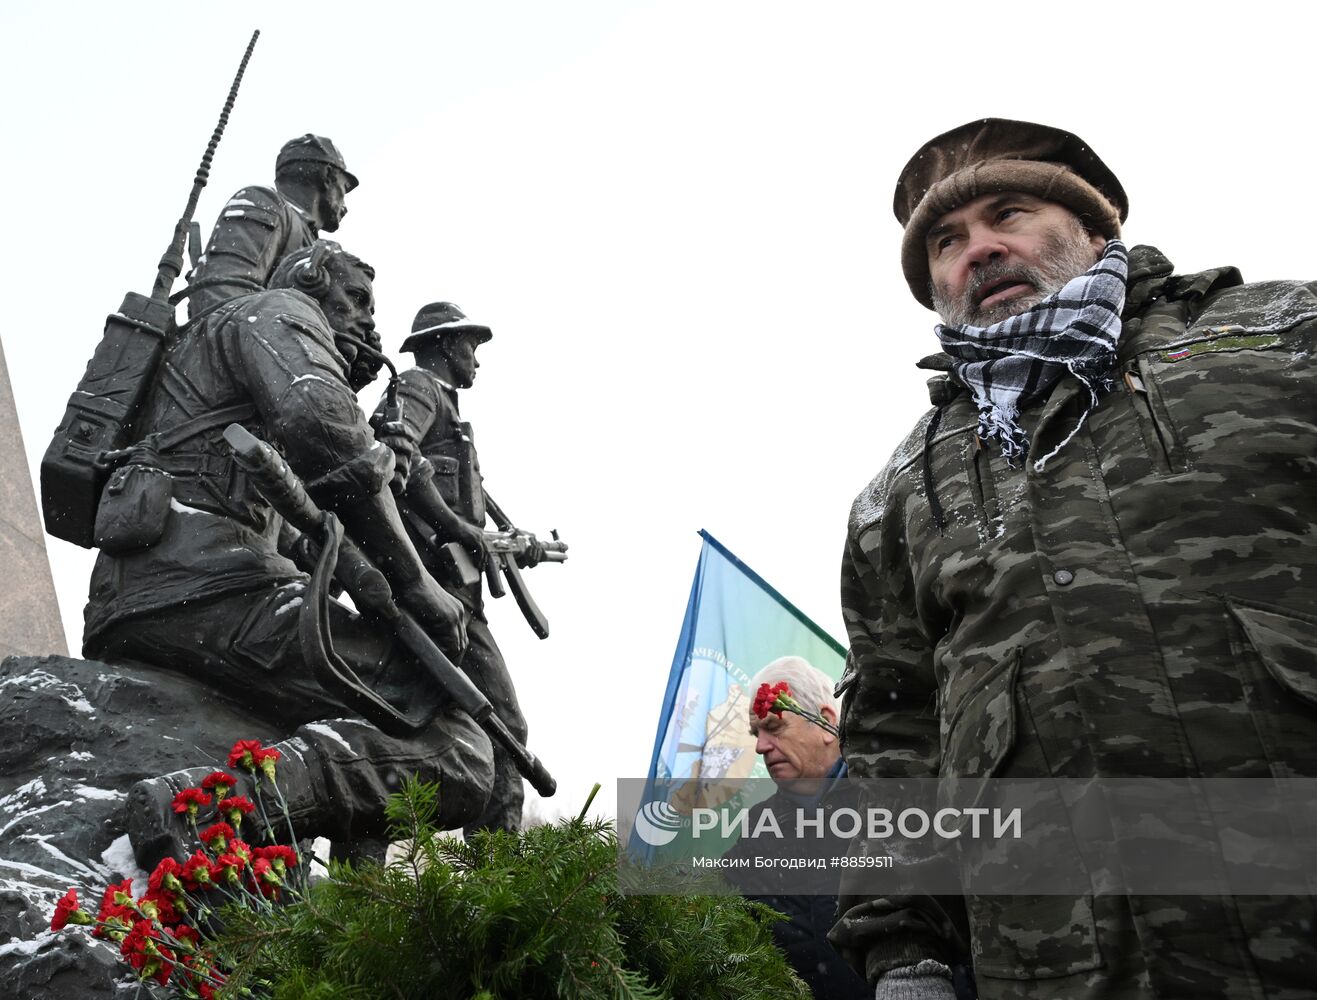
[895,118,1127,308]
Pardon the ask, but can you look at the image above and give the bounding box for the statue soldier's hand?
[405,576,469,659]
[515,536,544,569]
[459,523,488,562]
[371,417,417,492]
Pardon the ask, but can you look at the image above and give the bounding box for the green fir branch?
[207,780,811,1000]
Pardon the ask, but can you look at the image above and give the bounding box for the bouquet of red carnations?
[49,739,298,998]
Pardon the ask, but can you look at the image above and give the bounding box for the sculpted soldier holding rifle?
[373,303,566,835]
[16,36,558,992]
[77,241,539,862]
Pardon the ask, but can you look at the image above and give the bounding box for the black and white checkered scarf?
[935,239,1129,471]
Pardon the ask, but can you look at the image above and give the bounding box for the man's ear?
[821,705,839,742]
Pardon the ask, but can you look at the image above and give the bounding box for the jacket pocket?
[1227,597,1317,776]
[942,649,1105,980]
[941,648,1020,781]
[1127,323,1293,474]
[1227,598,1317,709]
[1123,362,1188,473]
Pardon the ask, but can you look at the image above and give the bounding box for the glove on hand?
[874,960,957,1000]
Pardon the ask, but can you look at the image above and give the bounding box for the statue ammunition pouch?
[457,422,485,526]
[90,402,258,555]
[423,421,485,525]
[94,457,173,554]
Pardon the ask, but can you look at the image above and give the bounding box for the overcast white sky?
[2,0,1313,821]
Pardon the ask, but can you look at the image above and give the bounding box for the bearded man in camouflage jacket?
[829,119,1317,999]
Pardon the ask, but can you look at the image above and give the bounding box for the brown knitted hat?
[895,118,1128,308]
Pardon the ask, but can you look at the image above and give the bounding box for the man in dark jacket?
[831,119,1317,999]
[723,656,870,1000]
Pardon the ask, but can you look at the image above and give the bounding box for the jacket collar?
[916,245,1244,403]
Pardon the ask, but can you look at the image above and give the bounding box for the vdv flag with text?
[629,530,846,863]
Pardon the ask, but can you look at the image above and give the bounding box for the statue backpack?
[40,32,260,549]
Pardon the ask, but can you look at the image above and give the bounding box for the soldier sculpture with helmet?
[186,133,358,321]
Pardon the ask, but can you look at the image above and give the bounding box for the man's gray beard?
[932,225,1103,327]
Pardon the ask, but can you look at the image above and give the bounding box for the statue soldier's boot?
[128,767,215,870]
[129,717,494,869]
[127,734,336,871]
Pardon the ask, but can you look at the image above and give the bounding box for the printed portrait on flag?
[630,531,846,862]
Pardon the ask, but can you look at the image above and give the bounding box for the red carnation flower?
[120,919,164,972]
[142,890,183,924]
[198,821,234,850]
[250,856,283,898]
[752,681,793,719]
[148,857,184,896]
[50,888,88,931]
[751,678,839,736]
[98,879,134,919]
[253,745,281,780]
[120,924,148,971]
[180,850,214,891]
[254,844,299,874]
[221,795,256,827]
[171,787,212,816]
[151,944,177,986]
[172,923,201,949]
[227,739,267,771]
[199,771,236,800]
[211,853,245,883]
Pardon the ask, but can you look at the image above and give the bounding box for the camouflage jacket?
[84,289,392,644]
[186,185,318,321]
[831,246,1317,995]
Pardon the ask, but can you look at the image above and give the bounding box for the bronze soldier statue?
[85,243,498,863]
[185,134,357,321]
[373,303,538,835]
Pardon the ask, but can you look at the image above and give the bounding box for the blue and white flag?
[629,531,845,861]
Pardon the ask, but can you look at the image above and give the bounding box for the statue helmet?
[276,134,359,192]
[400,302,493,355]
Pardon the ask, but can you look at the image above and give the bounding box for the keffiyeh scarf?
[935,239,1129,471]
